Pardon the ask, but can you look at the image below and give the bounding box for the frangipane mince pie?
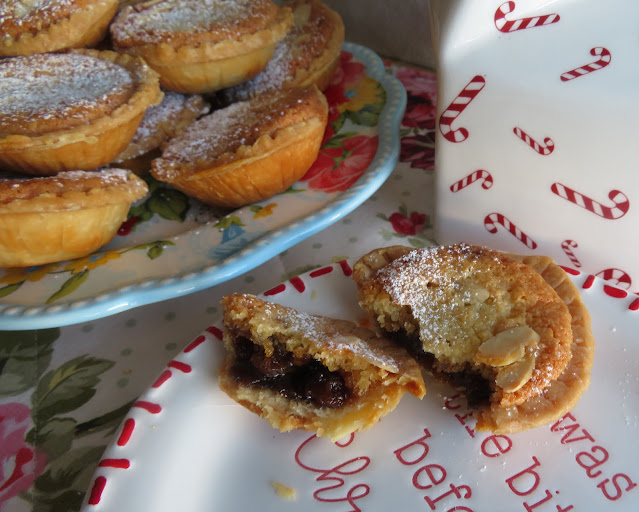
[0,0,118,57]
[219,293,426,442]
[110,0,294,93]
[0,169,148,267]
[353,244,595,434]
[0,49,162,175]
[151,85,328,208]
[217,0,344,104]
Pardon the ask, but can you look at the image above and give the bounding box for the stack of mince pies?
[0,0,344,267]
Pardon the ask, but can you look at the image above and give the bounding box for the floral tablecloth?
[0,63,437,512]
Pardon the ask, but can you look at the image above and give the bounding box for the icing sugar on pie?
[0,49,162,175]
[110,0,294,93]
[0,168,148,267]
[0,0,119,56]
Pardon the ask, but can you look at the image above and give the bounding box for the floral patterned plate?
[0,43,406,330]
[82,261,639,511]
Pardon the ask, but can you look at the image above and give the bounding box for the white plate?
[0,42,406,330]
[82,261,639,511]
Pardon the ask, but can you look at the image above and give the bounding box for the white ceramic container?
[430,0,639,291]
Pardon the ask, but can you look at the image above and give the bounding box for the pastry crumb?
[271,481,297,500]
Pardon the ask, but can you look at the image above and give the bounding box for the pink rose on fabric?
[301,135,378,193]
[0,403,46,508]
[389,211,427,235]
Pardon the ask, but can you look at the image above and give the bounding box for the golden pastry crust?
[0,0,119,57]
[114,91,209,163]
[0,49,162,175]
[110,0,294,93]
[353,244,594,433]
[218,0,344,103]
[151,85,328,208]
[219,293,426,442]
[0,169,148,267]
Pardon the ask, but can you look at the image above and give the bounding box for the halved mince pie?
[0,49,162,175]
[0,0,118,57]
[219,293,426,442]
[0,168,148,267]
[353,244,595,434]
[110,0,293,93]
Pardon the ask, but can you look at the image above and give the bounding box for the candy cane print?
[561,47,611,82]
[439,75,485,143]
[596,268,631,290]
[494,1,560,32]
[484,212,537,249]
[450,169,493,192]
[551,183,630,219]
[561,239,581,268]
[513,127,554,155]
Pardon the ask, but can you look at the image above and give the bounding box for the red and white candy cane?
[596,268,632,290]
[439,75,485,143]
[561,47,611,82]
[513,127,554,155]
[551,183,630,219]
[484,212,537,249]
[561,239,581,268]
[494,1,560,32]
[450,169,493,192]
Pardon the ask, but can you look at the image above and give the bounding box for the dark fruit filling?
[231,336,350,409]
[389,330,491,408]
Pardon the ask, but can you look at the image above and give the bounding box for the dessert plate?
[82,261,639,512]
[0,42,405,330]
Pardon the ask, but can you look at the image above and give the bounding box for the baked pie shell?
[0,171,148,267]
[151,116,327,208]
[0,49,162,176]
[114,7,294,93]
[0,0,119,57]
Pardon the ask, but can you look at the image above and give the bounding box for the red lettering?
[481,435,512,458]
[294,434,370,510]
[555,505,574,512]
[506,457,542,496]
[394,429,432,466]
[444,394,463,410]
[597,473,638,501]
[413,464,446,490]
[549,413,595,444]
[447,507,474,512]
[454,412,475,438]
[424,483,472,510]
[575,446,609,479]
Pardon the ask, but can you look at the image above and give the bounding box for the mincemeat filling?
[230,336,350,409]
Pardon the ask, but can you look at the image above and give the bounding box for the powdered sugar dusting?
[0,53,133,128]
[160,88,309,166]
[111,0,274,44]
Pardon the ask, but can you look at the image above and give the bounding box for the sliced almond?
[496,351,536,393]
[474,326,540,367]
